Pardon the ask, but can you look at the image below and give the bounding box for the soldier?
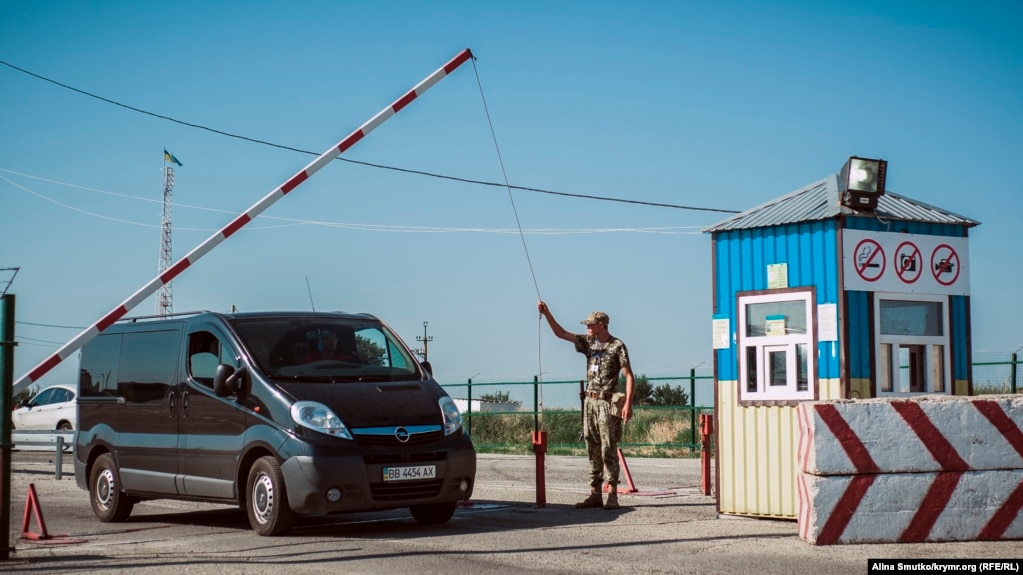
[537,301,635,510]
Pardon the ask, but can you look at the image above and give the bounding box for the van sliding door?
[115,329,182,494]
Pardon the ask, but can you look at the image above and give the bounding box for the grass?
[465,406,709,458]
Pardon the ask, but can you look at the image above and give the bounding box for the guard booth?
[704,156,979,520]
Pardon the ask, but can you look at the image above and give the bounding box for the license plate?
[382,465,436,482]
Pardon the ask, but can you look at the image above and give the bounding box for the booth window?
[874,293,950,395]
[737,289,815,402]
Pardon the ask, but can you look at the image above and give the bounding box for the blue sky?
[2,1,1020,403]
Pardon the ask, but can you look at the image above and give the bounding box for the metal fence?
[971,351,1021,394]
[441,370,716,456]
[441,353,1021,455]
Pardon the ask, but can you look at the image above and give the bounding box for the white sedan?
[12,384,77,430]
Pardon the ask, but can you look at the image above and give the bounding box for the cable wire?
[0,59,739,215]
[471,58,546,416]
[471,60,541,301]
[1,168,707,234]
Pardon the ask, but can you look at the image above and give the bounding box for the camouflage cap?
[580,311,609,326]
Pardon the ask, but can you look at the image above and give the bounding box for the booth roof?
[704,173,980,233]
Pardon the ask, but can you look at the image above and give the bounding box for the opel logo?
[394,427,410,443]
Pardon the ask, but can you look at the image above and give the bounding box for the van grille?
[370,479,444,501]
[363,452,446,465]
[351,426,442,447]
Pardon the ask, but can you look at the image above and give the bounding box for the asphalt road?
[3,449,1020,574]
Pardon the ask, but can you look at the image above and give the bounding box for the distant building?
[452,398,520,414]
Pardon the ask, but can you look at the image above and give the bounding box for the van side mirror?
[421,361,433,377]
[213,364,248,398]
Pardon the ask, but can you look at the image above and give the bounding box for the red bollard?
[532,430,547,508]
[699,414,714,496]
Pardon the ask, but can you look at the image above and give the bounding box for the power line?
[0,170,708,235]
[15,320,85,329]
[16,335,66,345]
[0,59,740,215]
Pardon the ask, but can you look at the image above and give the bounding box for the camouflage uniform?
[575,334,630,489]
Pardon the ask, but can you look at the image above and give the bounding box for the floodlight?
[839,156,887,211]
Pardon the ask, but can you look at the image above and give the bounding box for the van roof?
[109,310,380,327]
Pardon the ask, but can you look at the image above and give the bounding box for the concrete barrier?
[796,395,1023,545]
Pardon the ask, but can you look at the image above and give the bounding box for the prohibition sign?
[854,238,885,282]
[895,240,922,284]
[931,244,961,286]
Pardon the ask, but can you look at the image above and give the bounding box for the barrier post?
[12,48,475,397]
[55,436,64,480]
[466,377,473,436]
[1011,351,1018,394]
[531,430,547,508]
[700,414,714,496]
[689,367,697,448]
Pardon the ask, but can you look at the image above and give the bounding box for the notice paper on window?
[766,314,786,336]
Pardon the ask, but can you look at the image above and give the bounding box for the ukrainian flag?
[163,149,183,167]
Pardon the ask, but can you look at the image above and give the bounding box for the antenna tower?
[156,165,175,316]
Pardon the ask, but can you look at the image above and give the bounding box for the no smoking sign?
[854,238,885,282]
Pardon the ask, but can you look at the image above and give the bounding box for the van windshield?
[228,317,422,382]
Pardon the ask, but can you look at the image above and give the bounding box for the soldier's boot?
[603,485,620,510]
[575,488,603,509]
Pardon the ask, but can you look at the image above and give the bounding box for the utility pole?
[415,321,434,361]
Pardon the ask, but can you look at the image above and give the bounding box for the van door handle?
[182,390,190,418]
[168,390,176,417]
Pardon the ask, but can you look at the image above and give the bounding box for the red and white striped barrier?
[12,49,474,396]
[796,396,1023,545]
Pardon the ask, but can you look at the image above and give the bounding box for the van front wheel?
[246,456,295,536]
[90,453,135,522]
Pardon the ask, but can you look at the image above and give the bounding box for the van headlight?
[291,401,353,440]
[439,396,463,436]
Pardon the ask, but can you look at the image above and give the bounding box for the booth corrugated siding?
[712,220,842,519]
[707,173,979,519]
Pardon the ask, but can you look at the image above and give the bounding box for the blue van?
[74,311,476,535]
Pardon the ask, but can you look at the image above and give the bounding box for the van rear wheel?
[90,453,135,522]
[410,501,457,524]
[246,456,295,536]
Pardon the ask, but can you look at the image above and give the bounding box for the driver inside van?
[302,330,358,363]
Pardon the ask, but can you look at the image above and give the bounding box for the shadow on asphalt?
[113,496,722,540]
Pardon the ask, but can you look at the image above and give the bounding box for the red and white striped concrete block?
[798,395,1023,475]
[798,470,1023,544]
[796,395,1023,545]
